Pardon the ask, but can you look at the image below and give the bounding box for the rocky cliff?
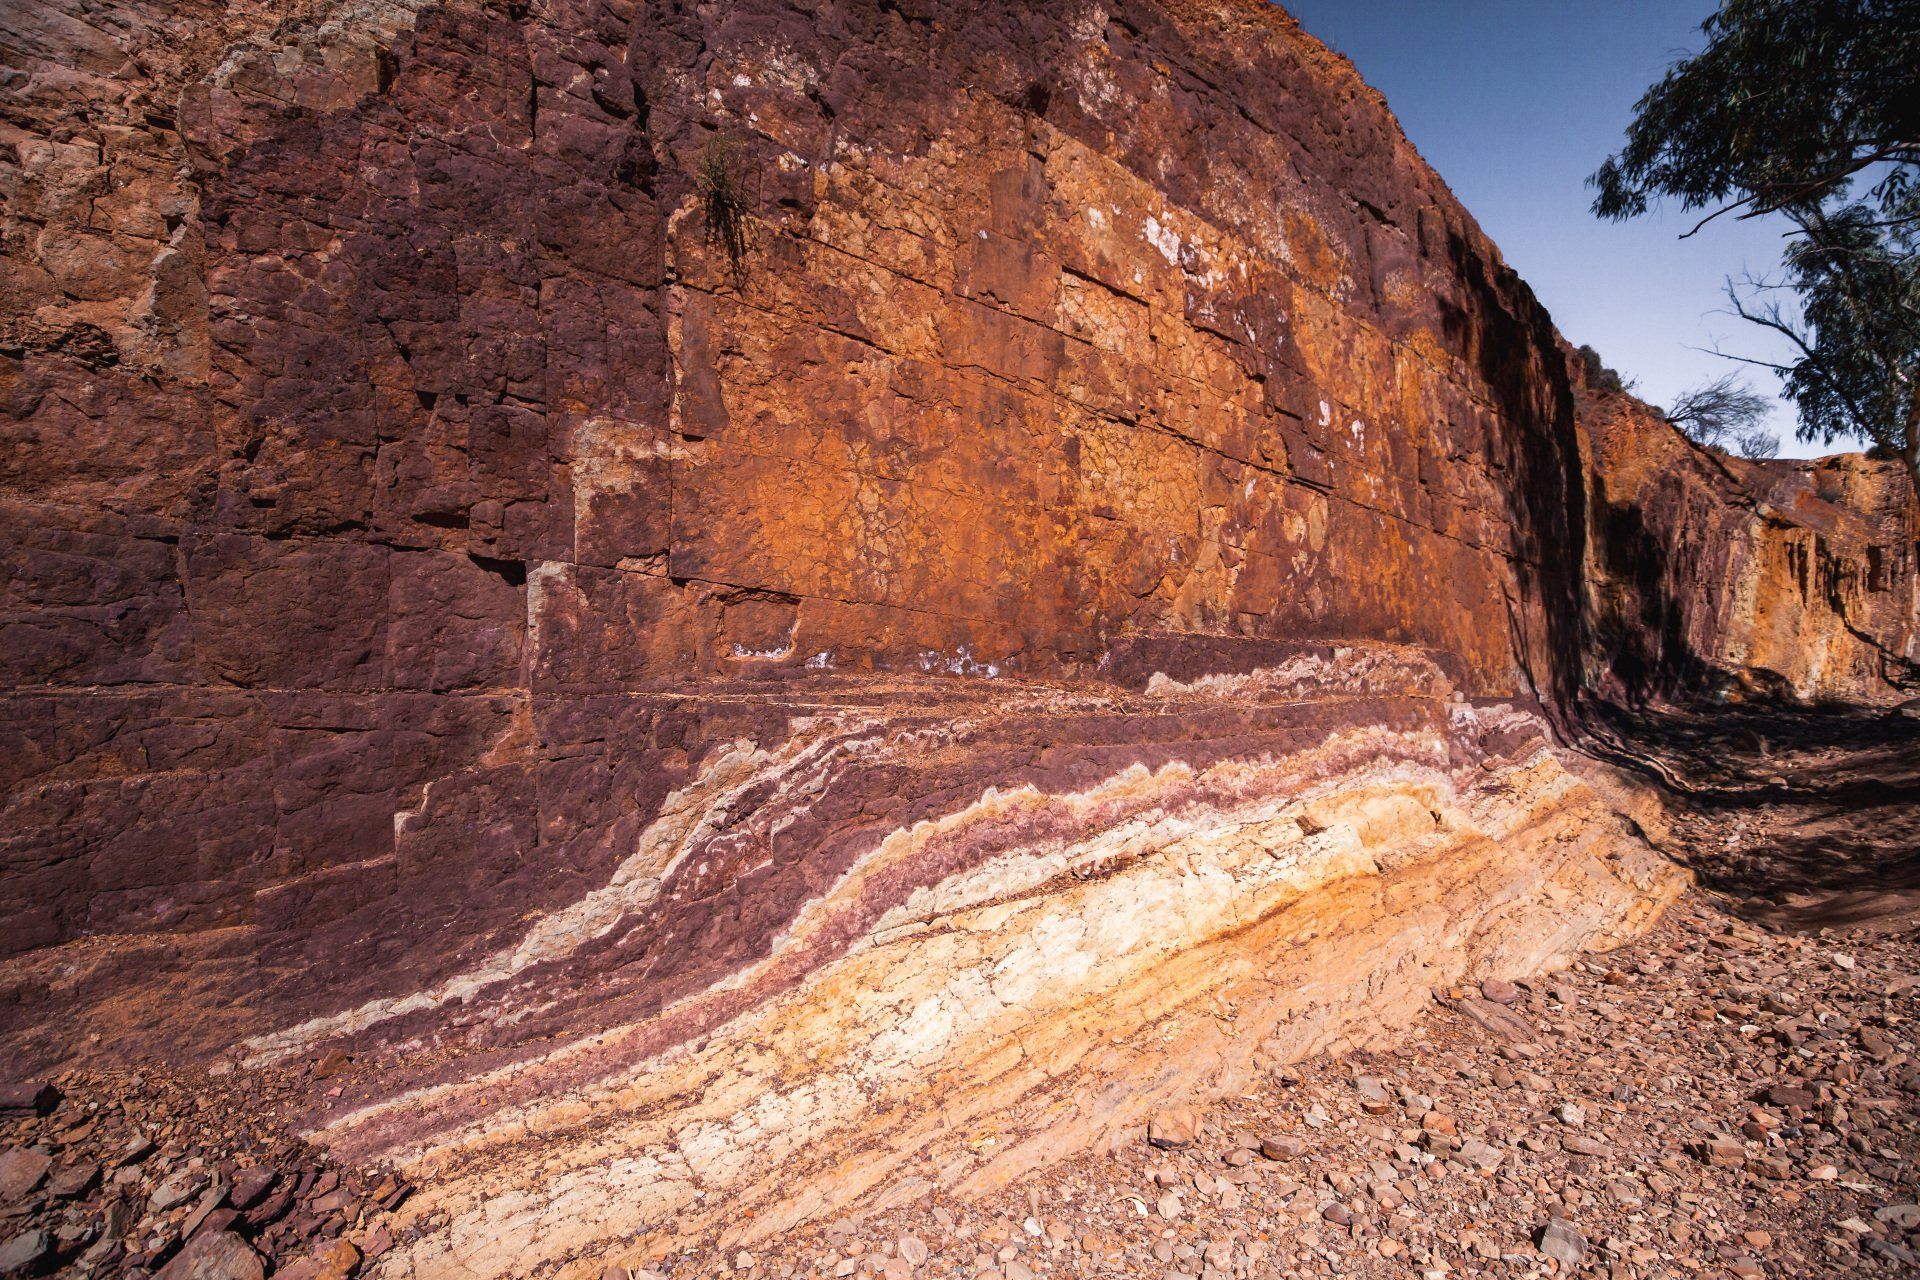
[0,0,1908,1275]
[1576,374,1917,707]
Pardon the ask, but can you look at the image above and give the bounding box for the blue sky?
[1284,0,1817,455]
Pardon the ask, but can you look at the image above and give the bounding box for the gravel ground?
[0,1065,406,1278]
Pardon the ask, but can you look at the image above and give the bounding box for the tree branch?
[1722,288,1877,438]
[1677,141,1918,239]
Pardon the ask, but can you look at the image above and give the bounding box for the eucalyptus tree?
[1592,0,1920,498]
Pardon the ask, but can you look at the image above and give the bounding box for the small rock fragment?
[275,1238,360,1280]
[358,1226,394,1262]
[312,1050,353,1079]
[371,1174,410,1210]
[151,1169,208,1212]
[154,1231,265,1280]
[228,1168,276,1211]
[115,1134,156,1167]
[1353,1076,1394,1114]
[0,1230,51,1275]
[1480,978,1521,1004]
[0,1149,51,1205]
[0,1084,60,1117]
[47,1162,99,1199]
[1148,1107,1199,1149]
[1259,1134,1305,1160]
[244,1187,293,1229]
[1536,1218,1586,1267]
[1698,1134,1745,1166]
[1455,1138,1506,1171]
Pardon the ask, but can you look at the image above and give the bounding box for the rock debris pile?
[0,1070,406,1279]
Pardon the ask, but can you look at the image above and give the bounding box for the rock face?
[0,0,1905,1275]
[1577,372,1917,706]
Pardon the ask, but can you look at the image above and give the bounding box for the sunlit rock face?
[0,0,1896,1274]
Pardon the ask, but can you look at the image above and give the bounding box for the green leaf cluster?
[1592,0,1920,497]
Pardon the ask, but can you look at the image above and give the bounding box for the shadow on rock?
[1578,700,1920,934]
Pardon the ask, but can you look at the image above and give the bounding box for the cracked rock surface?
[1,0,1914,1276]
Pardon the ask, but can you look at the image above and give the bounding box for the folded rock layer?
[0,0,1907,1275]
[317,661,1688,1277]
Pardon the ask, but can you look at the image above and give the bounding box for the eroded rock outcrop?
[1577,372,1917,706]
[0,0,1902,1275]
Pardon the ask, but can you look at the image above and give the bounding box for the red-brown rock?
[0,0,1909,1276]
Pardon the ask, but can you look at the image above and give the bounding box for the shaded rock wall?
[0,0,1896,1274]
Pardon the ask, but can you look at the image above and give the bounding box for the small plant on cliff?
[1591,0,1920,501]
[1665,373,1780,459]
[698,135,753,278]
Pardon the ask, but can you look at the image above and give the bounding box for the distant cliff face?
[0,0,1898,1274]
[1577,372,1918,707]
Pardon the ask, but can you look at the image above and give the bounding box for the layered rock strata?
[2,0,1596,965]
[0,0,1896,1275]
[297,663,1683,1278]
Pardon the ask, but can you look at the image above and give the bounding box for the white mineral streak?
[241,718,883,1064]
[1144,214,1181,264]
[1141,644,1453,702]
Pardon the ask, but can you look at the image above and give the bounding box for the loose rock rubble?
[12,851,1911,1280]
[634,895,1918,1280]
[0,1069,407,1278]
